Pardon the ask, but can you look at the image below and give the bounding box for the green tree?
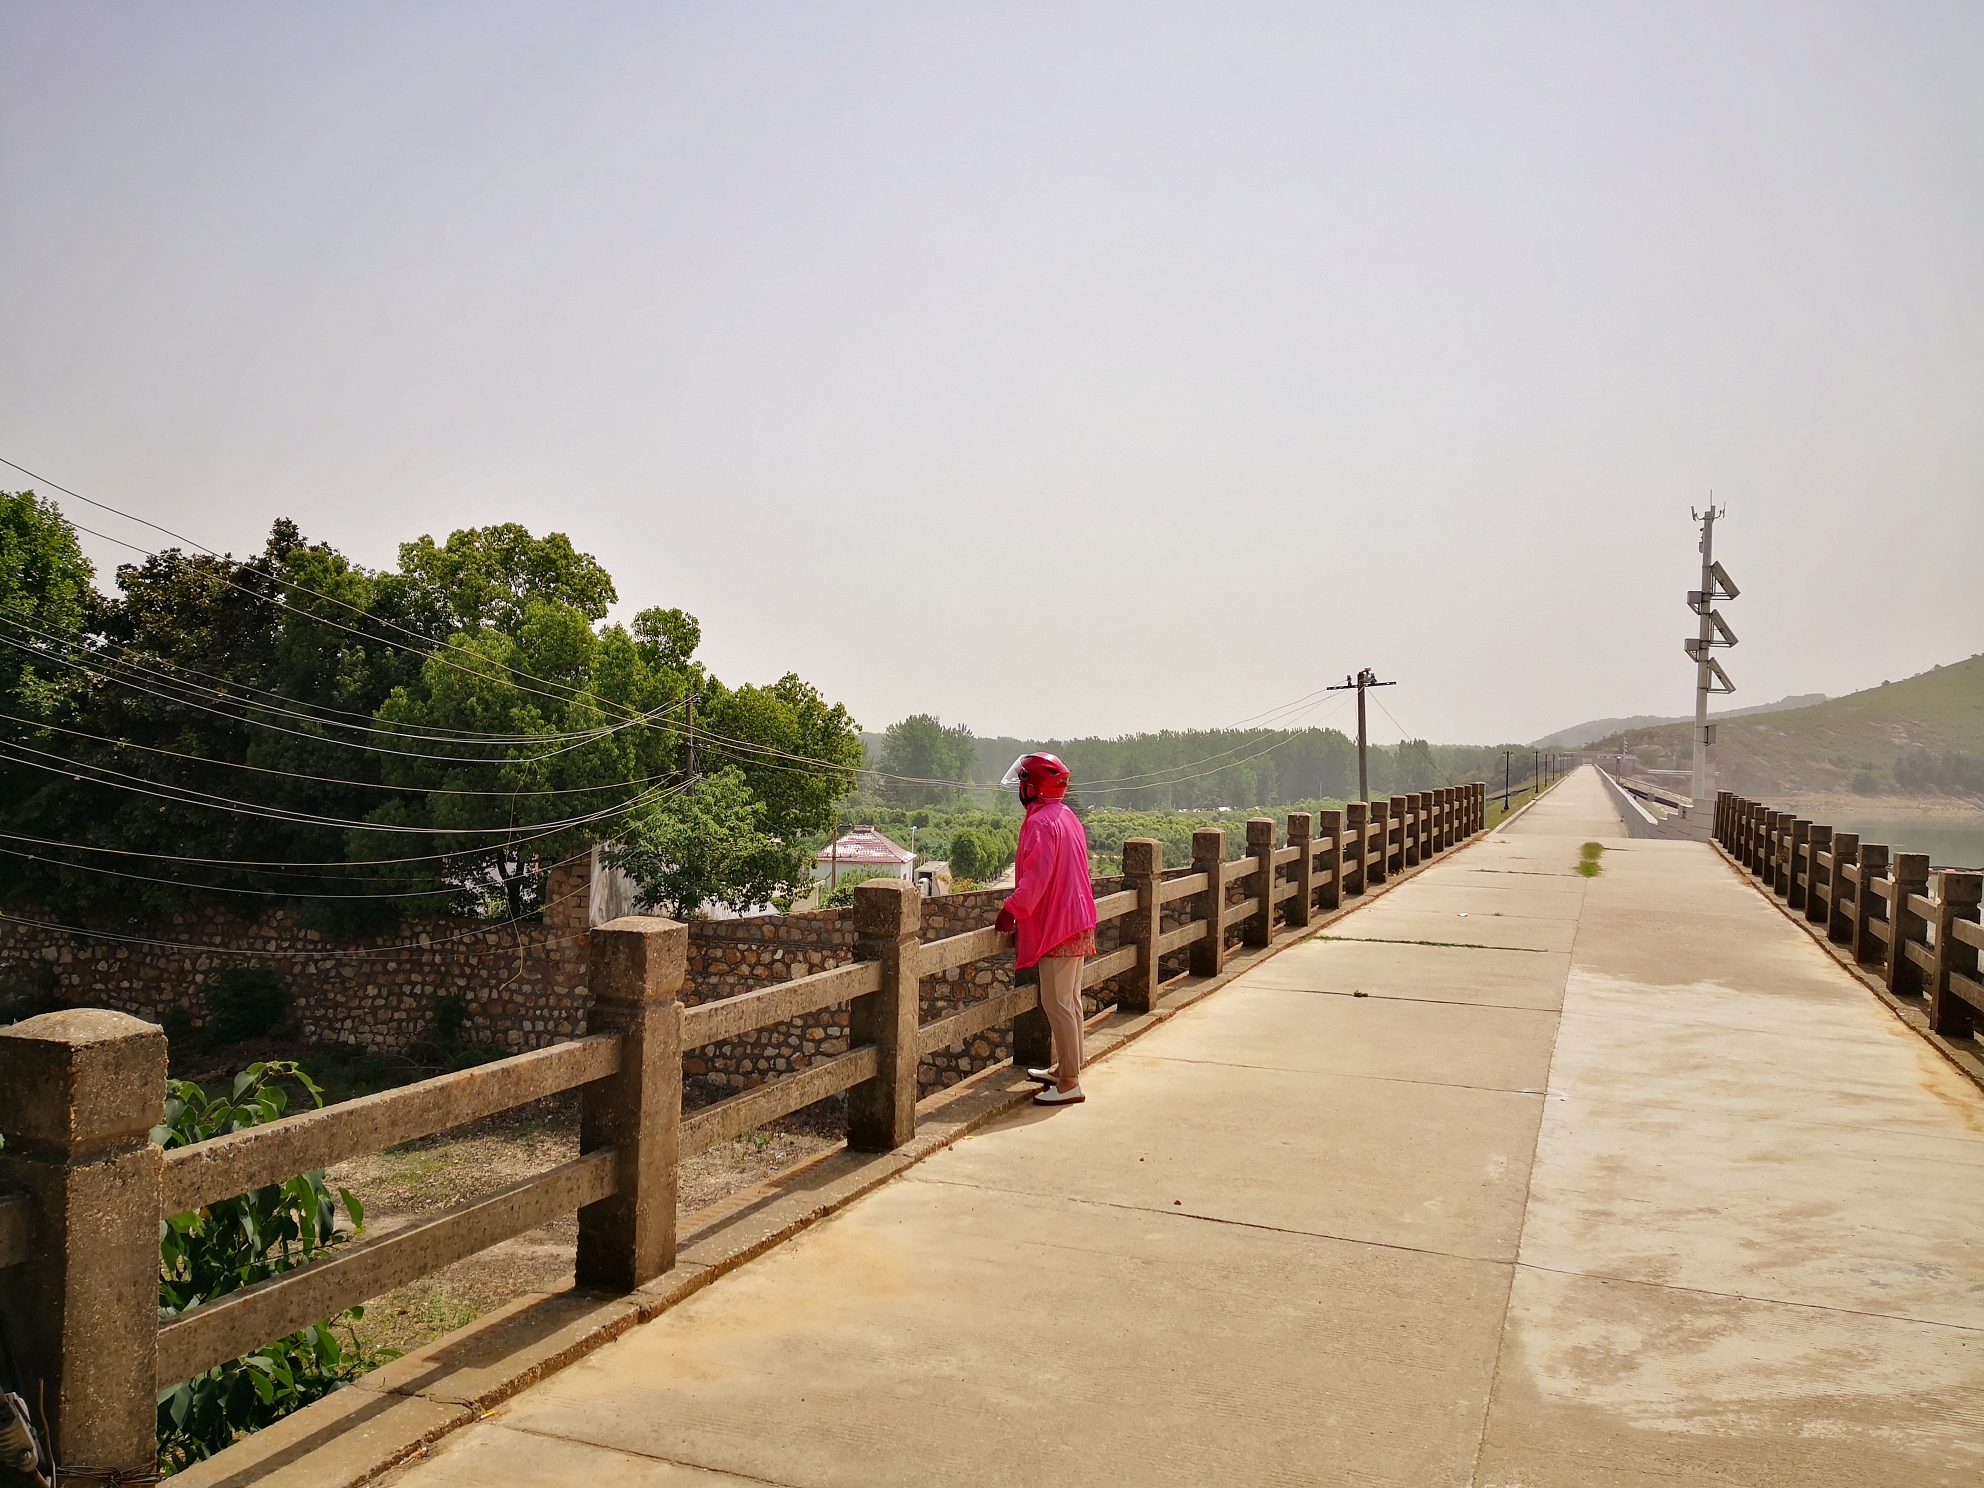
[0,509,862,932]
[0,489,97,717]
[603,767,809,918]
[877,714,976,806]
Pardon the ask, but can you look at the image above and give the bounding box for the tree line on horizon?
[867,712,1542,814]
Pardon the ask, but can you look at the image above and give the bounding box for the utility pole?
[1326,669,1396,803]
[1686,504,1739,805]
[1503,750,1512,809]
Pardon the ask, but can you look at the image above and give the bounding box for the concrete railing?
[0,785,1486,1475]
[1714,792,1984,1038]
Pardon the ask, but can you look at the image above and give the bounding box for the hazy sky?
[4,2,1980,746]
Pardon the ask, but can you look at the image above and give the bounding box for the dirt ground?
[323,1095,839,1357]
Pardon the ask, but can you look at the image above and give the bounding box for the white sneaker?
[1033,1084,1085,1105]
[1025,1067,1059,1085]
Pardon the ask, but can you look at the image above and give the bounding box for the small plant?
[0,963,66,1026]
[430,993,468,1051]
[1576,843,1605,878]
[204,966,289,1043]
[154,1061,385,1474]
[821,867,895,908]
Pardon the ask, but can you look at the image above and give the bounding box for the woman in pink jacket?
[995,753,1098,1105]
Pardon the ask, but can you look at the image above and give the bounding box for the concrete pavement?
[384,768,1984,1486]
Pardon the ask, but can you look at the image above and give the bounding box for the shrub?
[950,826,1017,880]
[822,867,894,908]
[430,993,468,1050]
[205,966,289,1042]
[0,963,65,1025]
[154,1062,383,1474]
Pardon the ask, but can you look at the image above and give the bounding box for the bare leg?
[1037,955,1085,1092]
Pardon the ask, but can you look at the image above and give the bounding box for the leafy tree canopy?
[0,503,862,929]
[876,713,977,807]
[603,767,806,920]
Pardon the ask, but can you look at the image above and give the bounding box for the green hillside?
[1589,653,1984,799]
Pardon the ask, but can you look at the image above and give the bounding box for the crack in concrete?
[499,1419,806,1486]
[1508,1259,1984,1336]
[1135,1049,1554,1098]
[904,1170,1512,1267]
[1312,934,1553,953]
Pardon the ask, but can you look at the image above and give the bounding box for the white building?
[813,826,915,887]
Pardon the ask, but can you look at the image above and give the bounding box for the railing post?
[1851,843,1889,965]
[1344,802,1368,894]
[1761,812,1782,889]
[1805,824,1833,924]
[1244,818,1276,947]
[1887,853,1931,996]
[1930,871,1983,1037]
[578,915,685,1288]
[1827,833,1860,944]
[1443,787,1457,849]
[848,879,924,1152]
[1402,793,1421,867]
[1387,796,1408,875]
[1120,837,1165,1013]
[1318,808,1343,912]
[1368,800,1391,884]
[0,1009,164,1474]
[1746,803,1764,875]
[1286,813,1315,929]
[1787,820,1811,909]
[1191,828,1227,977]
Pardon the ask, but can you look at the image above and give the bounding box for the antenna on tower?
[1687,502,1738,807]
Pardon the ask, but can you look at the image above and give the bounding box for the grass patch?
[1576,842,1605,877]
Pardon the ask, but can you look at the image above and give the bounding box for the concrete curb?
[1712,842,1984,1097]
[172,828,1490,1488]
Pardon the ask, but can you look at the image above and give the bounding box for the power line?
[0,595,633,746]
[0,704,682,801]
[0,622,672,766]
[0,736,676,836]
[2,456,658,728]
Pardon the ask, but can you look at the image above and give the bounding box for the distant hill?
[1531,693,1826,750]
[1580,655,1984,798]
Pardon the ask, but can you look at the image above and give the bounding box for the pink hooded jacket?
[1003,799,1098,969]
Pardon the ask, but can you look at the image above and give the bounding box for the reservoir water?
[1789,811,1984,871]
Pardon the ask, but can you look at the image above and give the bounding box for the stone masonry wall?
[1,853,1236,1102]
[0,855,596,1054]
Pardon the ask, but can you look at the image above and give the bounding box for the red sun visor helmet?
[1001,752,1070,804]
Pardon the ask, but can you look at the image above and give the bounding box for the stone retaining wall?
[0,861,1212,1102]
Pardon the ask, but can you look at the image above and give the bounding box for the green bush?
[822,867,894,908]
[950,826,1017,880]
[154,1062,384,1474]
[204,966,290,1042]
[430,993,468,1049]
